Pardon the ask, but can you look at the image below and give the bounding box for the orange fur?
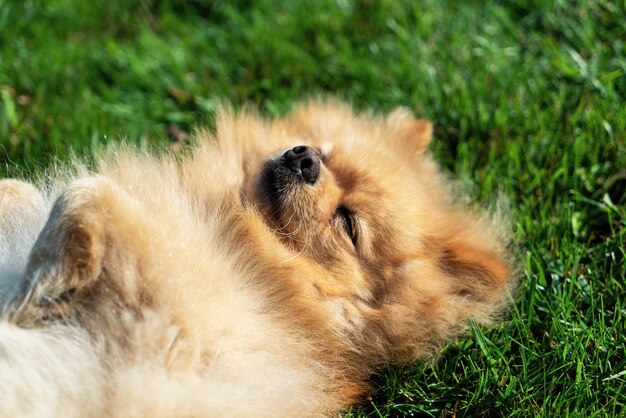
[0,100,514,417]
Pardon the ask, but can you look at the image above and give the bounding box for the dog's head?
[246,100,513,361]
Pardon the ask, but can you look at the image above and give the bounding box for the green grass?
[1,0,625,416]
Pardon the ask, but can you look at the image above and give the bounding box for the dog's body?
[0,101,512,417]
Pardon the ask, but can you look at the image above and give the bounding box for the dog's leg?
[6,176,146,325]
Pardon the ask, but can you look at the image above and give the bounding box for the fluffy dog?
[0,100,513,417]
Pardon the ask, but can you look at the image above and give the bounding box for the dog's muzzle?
[280,145,320,184]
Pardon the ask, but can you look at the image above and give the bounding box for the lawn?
[1,0,625,416]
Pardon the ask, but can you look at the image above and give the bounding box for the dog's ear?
[376,213,512,363]
[439,237,510,302]
[386,108,433,155]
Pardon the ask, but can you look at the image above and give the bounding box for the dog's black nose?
[282,145,320,183]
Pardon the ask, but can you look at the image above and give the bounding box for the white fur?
[0,180,49,306]
[0,322,104,418]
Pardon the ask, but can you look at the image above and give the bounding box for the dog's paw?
[7,177,116,323]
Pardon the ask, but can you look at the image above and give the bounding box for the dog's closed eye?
[335,206,357,246]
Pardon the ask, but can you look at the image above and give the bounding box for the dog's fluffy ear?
[377,212,512,363]
[435,208,512,317]
[386,108,433,155]
[439,238,510,303]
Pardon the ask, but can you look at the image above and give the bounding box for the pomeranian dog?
[0,100,513,417]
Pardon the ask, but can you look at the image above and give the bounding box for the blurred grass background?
[1,0,625,416]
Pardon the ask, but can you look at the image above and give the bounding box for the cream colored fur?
[0,100,513,417]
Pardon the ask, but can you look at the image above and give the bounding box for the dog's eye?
[336,206,357,246]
